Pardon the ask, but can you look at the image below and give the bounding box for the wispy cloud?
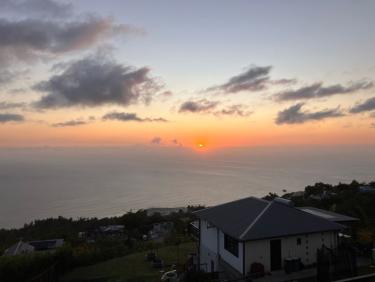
[350,97,375,114]
[51,120,87,127]
[102,112,168,122]
[275,80,372,101]
[178,99,252,117]
[171,139,182,146]
[207,65,272,94]
[214,104,252,117]
[179,99,220,113]
[276,103,344,125]
[151,137,162,145]
[0,113,24,123]
[269,78,297,86]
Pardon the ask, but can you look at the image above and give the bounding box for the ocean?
[0,145,374,229]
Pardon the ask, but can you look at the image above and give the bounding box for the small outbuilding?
[3,241,35,256]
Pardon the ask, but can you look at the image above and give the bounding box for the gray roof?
[194,197,344,241]
[298,207,359,223]
[28,239,64,251]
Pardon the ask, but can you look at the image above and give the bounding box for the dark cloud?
[207,65,272,94]
[270,78,297,85]
[151,137,162,145]
[0,17,137,66]
[0,102,26,110]
[350,97,375,114]
[276,81,373,101]
[33,55,160,109]
[214,104,252,117]
[178,99,251,117]
[51,120,87,127]
[0,0,73,18]
[276,103,344,125]
[102,112,168,122]
[0,113,24,123]
[179,99,219,113]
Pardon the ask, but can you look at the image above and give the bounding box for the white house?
[3,241,35,256]
[3,239,65,256]
[194,197,355,278]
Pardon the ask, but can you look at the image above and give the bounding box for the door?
[270,239,282,271]
[210,260,215,272]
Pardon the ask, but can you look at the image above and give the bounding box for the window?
[224,234,239,257]
[297,238,301,245]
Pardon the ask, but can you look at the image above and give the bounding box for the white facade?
[199,218,338,275]
[199,219,244,273]
[245,231,338,273]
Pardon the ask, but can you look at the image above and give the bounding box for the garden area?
[61,242,197,282]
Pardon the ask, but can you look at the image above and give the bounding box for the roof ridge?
[194,196,268,214]
[299,206,358,219]
[14,240,22,255]
[239,201,273,240]
[283,203,345,228]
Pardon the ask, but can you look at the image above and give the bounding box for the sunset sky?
[1,0,375,149]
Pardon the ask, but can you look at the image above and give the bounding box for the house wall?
[199,219,219,272]
[245,231,338,273]
[218,231,243,274]
[199,219,244,274]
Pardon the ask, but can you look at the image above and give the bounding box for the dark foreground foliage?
[0,206,202,282]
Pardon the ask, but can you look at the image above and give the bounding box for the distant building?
[28,239,64,251]
[99,225,125,234]
[194,197,346,278]
[148,222,174,240]
[359,185,375,193]
[308,190,336,201]
[290,191,305,198]
[3,241,35,256]
[3,238,64,256]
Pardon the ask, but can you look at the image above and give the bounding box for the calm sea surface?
[0,146,374,228]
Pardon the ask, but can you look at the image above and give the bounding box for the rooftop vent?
[273,197,294,207]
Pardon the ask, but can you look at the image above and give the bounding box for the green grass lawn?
[61,242,197,282]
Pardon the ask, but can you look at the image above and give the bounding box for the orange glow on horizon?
[1,114,375,148]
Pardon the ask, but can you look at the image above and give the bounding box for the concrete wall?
[199,219,219,272]
[245,231,338,273]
